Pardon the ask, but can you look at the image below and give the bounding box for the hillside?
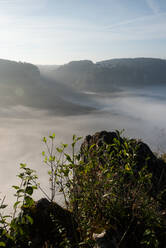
[0,59,94,115]
[45,58,166,92]
[97,58,166,87]
[0,59,40,104]
[1,57,166,116]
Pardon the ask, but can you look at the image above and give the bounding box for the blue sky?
[0,0,166,64]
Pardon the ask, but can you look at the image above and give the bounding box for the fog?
[0,70,166,211]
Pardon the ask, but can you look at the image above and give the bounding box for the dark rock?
[22,198,80,248]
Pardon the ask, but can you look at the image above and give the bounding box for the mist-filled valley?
[0,57,166,207]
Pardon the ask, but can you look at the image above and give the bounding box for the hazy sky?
[0,0,166,64]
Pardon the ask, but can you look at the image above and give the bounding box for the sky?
[0,0,166,64]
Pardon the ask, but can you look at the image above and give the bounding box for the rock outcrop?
[22,198,80,248]
[80,131,166,248]
[21,131,166,248]
[81,130,166,194]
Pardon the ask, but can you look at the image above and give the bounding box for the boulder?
[22,198,80,248]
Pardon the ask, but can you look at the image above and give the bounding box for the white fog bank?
[0,85,166,210]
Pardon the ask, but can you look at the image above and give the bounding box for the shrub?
[0,131,166,247]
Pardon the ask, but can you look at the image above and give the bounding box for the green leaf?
[76,136,82,141]
[32,185,38,190]
[13,201,21,209]
[0,242,6,247]
[16,189,25,194]
[43,137,47,143]
[25,186,33,195]
[20,163,26,168]
[42,151,45,156]
[49,156,55,162]
[63,168,69,177]
[19,226,24,235]
[49,133,55,139]
[25,215,33,225]
[24,196,34,206]
[56,147,63,153]
[12,185,19,190]
[89,144,96,150]
[18,172,25,179]
[125,164,131,171]
[144,229,151,236]
[65,153,72,162]
[62,143,68,148]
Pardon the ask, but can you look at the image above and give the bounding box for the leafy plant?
[0,131,166,247]
[40,132,166,247]
[42,134,82,207]
[0,163,38,247]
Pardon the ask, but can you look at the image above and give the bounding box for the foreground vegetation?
[0,131,166,248]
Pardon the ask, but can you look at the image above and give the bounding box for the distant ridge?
[1,57,166,93]
[44,57,166,91]
[96,57,166,68]
[0,58,95,115]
